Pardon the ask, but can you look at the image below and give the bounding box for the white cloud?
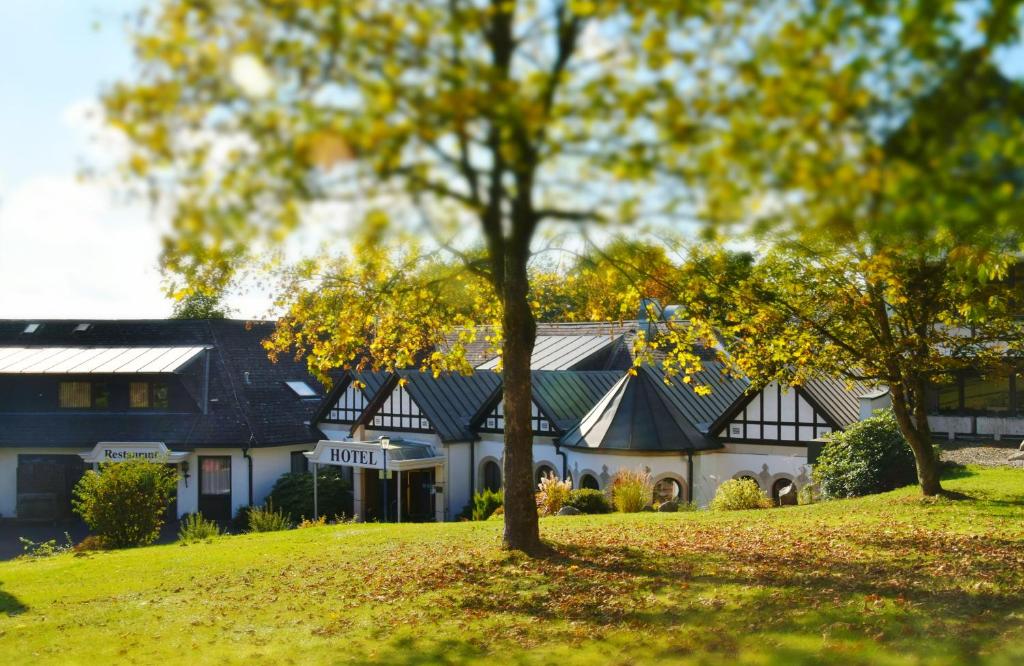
[0,174,171,318]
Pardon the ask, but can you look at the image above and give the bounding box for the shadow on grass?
[434,534,1024,663]
[0,581,27,615]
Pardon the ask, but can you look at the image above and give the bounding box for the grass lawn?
[1,466,1023,665]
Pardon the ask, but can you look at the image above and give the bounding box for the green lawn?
[1,466,1023,665]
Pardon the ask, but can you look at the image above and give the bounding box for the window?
[482,460,502,492]
[936,381,961,413]
[285,381,318,398]
[963,374,1011,413]
[653,478,683,504]
[200,457,231,495]
[535,465,557,485]
[59,381,108,409]
[129,382,169,409]
[23,323,41,334]
[580,474,600,490]
[290,451,310,475]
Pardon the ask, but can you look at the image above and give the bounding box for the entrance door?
[362,470,382,522]
[403,469,436,522]
[198,456,232,521]
[16,454,86,522]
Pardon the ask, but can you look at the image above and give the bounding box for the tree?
[668,2,1024,496]
[102,1,742,553]
[170,290,230,319]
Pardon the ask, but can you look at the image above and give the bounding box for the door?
[403,469,436,522]
[197,456,232,521]
[16,454,86,522]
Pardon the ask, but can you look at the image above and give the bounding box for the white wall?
[250,444,316,507]
[694,443,810,507]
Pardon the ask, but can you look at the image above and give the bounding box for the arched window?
[653,477,683,504]
[482,460,502,492]
[536,465,557,485]
[772,478,795,504]
[580,474,600,490]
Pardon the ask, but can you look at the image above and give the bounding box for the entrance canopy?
[79,441,189,464]
[305,437,445,471]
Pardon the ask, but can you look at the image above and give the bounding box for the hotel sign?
[305,441,385,470]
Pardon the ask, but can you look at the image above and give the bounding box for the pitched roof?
[0,319,325,448]
[396,370,501,442]
[644,363,750,433]
[559,370,722,452]
[800,376,876,428]
[476,335,622,370]
[529,370,623,431]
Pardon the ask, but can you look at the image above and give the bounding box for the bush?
[72,460,177,548]
[19,533,74,558]
[565,489,612,514]
[813,409,921,498]
[178,513,222,543]
[536,472,572,516]
[710,478,772,511]
[471,489,503,521]
[798,485,819,505]
[487,506,504,521]
[266,468,352,522]
[610,469,654,513]
[247,502,293,532]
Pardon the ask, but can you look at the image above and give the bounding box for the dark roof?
[397,370,501,442]
[800,376,875,428]
[644,363,750,433]
[0,319,324,448]
[314,369,392,423]
[559,370,722,452]
[529,371,623,431]
[451,321,641,368]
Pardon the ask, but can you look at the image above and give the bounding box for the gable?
[719,382,834,443]
[479,399,555,435]
[324,383,370,423]
[368,384,431,431]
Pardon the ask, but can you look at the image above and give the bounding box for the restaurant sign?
[79,441,189,464]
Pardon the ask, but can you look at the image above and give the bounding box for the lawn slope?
[1,466,1023,665]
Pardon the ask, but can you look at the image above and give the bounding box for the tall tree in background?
[669,1,1024,495]
[103,1,743,552]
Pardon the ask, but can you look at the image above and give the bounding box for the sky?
[1,2,1023,321]
[0,0,182,319]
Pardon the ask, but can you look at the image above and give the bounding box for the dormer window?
[23,323,41,334]
[130,382,170,409]
[285,381,318,398]
[59,381,109,409]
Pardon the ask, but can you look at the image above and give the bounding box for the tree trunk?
[889,380,943,496]
[500,256,542,553]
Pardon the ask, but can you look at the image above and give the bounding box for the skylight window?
[73,323,92,333]
[23,323,41,334]
[286,381,318,397]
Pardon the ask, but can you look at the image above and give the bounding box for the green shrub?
[610,469,653,513]
[710,478,772,511]
[18,533,74,558]
[536,472,572,516]
[797,485,819,505]
[471,489,503,521]
[247,502,294,532]
[178,513,222,543]
[266,468,352,522]
[565,489,612,514]
[72,460,177,548]
[487,506,504,521]
[813,409,921,498]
